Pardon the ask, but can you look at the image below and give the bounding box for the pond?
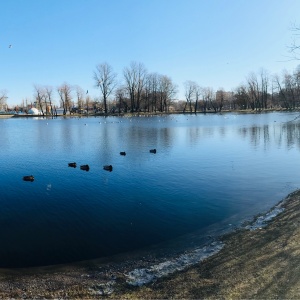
[0,111,300,268]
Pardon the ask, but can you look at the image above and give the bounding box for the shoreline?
[0,191,300,298]
[7,107,300,119]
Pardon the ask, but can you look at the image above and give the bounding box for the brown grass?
[1,191,300,299]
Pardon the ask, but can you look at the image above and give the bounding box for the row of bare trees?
[16,63,300,116]
[2,63,300,115]
[234,67,300,110]
[181,66,300,113]
[23,61,178,116]
[94,61,178,114]
[180,25,300,113]
[31,83,97,116]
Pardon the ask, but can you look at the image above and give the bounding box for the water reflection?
[237,120,300,151]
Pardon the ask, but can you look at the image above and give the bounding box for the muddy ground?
[1,190,300,299]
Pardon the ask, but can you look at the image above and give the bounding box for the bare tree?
[135,63,147,112]
[234,85,249,109]
[85,95,91,115]
[183,81,201,113]
[293,66,300,104]
[115,86,128,114]
[123,62,147,112]
[158,75,177,112]
[247,73,260,110]
[272,68,300,109]
[57,83,72,115]
[283,70,296,108]
[202,87,214,112]
[75,85,85,111]
[34,85,46,115]
[289,24,300,60]
[273,74,289,109]
[0,90,8,111]
[183,81,196,113]
[260,69,269,109]
[45,86,54,117]
[215,89,225,112]
[194,84,201,113]
[147,72,159,112]
[94,62,117,114]
[208,88,218,112]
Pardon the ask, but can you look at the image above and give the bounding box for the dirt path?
[1,191,300,299]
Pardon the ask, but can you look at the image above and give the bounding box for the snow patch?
[245,206,284,231]
[126,241,224,286]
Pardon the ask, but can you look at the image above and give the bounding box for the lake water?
[0,111,300,268]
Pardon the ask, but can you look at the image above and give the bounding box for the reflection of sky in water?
[0,111,300,267]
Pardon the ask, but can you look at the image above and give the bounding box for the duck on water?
[23,175,34,182]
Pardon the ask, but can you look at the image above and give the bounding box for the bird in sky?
[8,44,11,48]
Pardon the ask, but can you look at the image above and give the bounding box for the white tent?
[28,108,41,115]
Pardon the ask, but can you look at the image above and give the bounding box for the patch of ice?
[126,241,224,286]
[88,280,115,295]
[245,206,284,231]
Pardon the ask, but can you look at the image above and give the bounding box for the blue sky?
[1,0,300,107]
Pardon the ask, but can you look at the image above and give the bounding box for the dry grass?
[1,191,300,299]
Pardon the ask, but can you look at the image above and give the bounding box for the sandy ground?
[1,190,300,299]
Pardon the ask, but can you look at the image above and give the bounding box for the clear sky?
[1,0,300,107]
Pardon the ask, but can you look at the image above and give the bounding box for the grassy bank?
[0,191,300,298]
[114,190,300,299]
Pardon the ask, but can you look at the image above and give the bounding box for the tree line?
[1,61,178,116]
[1,63,300,115]
[181,66,300,113]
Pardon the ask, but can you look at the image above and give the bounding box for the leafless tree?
[0,90,8,111]
[34,85,46,115]
[202,87,214,112]
[215,89,226,112]
[57,83,72,115]
[75,85,85,111]
[94,62,117,114]
[247,73,261,110]
[234,85,249,109]
[194,84,201,113]
[147,72,159,112]
[183,81,201,113]
[273,74,289,108]
[123,62,147,112]
[45,86,54,116]
[115,86,127,114]
[283,70,296,108]
[135,63,147,112]
[158,75,177,112]
[85,95,91,115]
[183,81,196,113]
[259,69,269,109]
[272,68,300,109]
[293,66,300,103]
[289,24,300,60]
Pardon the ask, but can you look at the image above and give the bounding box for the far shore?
[3,107,300,119]
[0,190,300,298]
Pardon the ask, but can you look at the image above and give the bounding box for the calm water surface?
[0,112,300,268]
